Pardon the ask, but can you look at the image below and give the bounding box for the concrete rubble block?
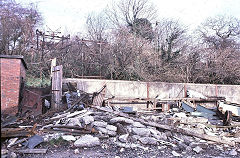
[7,138,18,148]
[149,128,161,136]
[95,126,116,136]
[132,135,141,142]
[10,152,17,158]
[172,151,181,157]
[74,149,80,154]
[62,135,76,141]
[229,149,238,156]
[92,121,108,128]
[173,112,187,118]
[186,146,192,151]
[165,131,172,137]
[139,137,158,145]
[82,116,94,125]
[74,135,100,147]
[126,126,132,133]
[107,130,117,137]
[1,149,8,155]
[181,117,208,124]
[178,142,188,150]
[96,127,108,135]
[119,134,129,143]
[193,146,203,154]
[106,125,117,131]
[132,122,145,128]
[132,128,150,137]
[67,118,82,127]
[110,117,134,124]
[158,132,168,141]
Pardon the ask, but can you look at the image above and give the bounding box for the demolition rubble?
[1,86,240,157]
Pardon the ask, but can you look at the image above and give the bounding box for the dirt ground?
[18,139,239,158]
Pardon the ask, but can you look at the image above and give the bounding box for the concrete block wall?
[0,58,25,115]
[63,78,240,104]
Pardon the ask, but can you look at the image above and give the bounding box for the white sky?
[16,0,240,35]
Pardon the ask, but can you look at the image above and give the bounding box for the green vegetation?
[48,137,69,146]
[25,74,51,88]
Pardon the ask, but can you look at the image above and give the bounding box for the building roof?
[0,55,28,69]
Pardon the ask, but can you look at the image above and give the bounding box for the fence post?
[51,65,62,110]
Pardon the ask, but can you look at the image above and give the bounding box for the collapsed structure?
[1,61,240,157]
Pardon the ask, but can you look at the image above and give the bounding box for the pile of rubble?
[1,103,240,157]
[1,87,240,157]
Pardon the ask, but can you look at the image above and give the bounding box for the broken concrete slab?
[172,151,181,157]
[229,149,238,156]
[74,135,100,147]
[132,122,145,128]
[62,135,76,141]
[193,146,203,154]
[82,116,94,125]
[119,134,129,143]
[132,128,150,137]
[110,117,134,124]
[92,121,108,127]
[139,137,157,145]
[106,125,117,131]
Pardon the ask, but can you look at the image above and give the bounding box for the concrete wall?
[63,78,240,104]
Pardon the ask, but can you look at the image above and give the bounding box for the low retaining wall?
[63,78,240,104]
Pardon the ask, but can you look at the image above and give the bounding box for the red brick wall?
[1,58,25,115]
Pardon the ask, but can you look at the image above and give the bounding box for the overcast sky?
[16,0,240,35]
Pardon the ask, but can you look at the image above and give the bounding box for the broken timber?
[17,149,47,154]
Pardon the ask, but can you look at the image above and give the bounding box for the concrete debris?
[132,122,145,128]
[92,121,108,127]
[74,149,80,154]
[82,116,94,125]
[119,134,129,143]
[62,135,76,141]
[193,146,203,153]
[106,125,117,131]
[132,128,151,137]
[110,117,134,124]
[139,137,157,145]
[7,138,18,148]
[1,86,240,158]
[1,149,8,155]
[74,135,100,147]
[172,151,181,157]
[10,152,17,158]
[229,149,238,156]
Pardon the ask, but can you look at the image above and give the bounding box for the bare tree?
[106,0,157,28]
[0,0,42,55]
[86,12,108,41]
[195,15,240,84]
[198,15,240,50]
[154,19,189,62]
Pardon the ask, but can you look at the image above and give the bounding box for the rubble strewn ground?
[1,102,240,158]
